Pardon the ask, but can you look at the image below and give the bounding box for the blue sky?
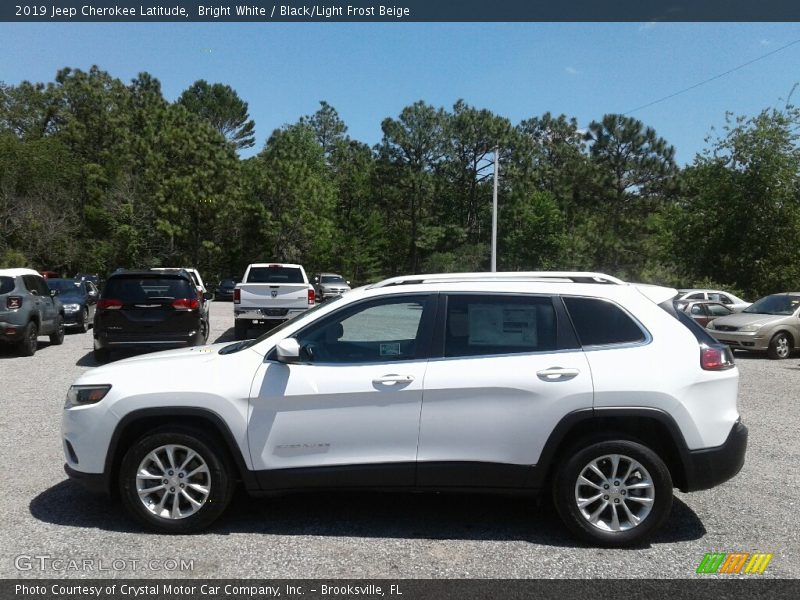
[2,22,799,163]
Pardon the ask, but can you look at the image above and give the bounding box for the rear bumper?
[94,330,204,350]
[682,420,748,492]
[234,307,308,321]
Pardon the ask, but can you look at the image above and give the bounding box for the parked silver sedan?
[706,293,800,359]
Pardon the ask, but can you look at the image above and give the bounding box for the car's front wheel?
[119,428,235,533]
[767,332,792,360]
[553,440,673,547]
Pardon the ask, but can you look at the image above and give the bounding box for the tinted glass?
[563,297,646,346]
[707,303,732,317]
[444,295,557,357]
[0,277,16,295]
[686,293,705,300]
[295,296,427,363]
[321,275,346,284]
[744,295,800,316]
[247,266,303,284]
[47,278,80,293]
[104,276,195,302]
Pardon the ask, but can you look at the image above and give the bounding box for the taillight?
[172,298,199,310]
[233,288,241,304]
[6,296,22,310]
[97,299,123,310]
[701,344,735,371]
[308,287,315,305]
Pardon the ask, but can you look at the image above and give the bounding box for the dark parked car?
[676,300,733,328]
[0,268,65,355]
[93,270,210,363]
[47,278,99,333]
[214,277,240,301]
[75,273,102,290]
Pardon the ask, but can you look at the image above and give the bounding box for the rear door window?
[563,297,646,347]
[444,294,557,357]
[0,277,15,295]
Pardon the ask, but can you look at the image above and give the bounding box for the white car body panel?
[418,351,593,465]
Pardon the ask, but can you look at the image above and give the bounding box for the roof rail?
[369,271,625,289]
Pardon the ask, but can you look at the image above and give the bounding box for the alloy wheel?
[135,444,211,520]
[574,453,655,532]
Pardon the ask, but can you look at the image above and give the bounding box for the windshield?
[743,295,800,316]
[220,296,342,354]
[321,275,346,284]
[47,279,81,293]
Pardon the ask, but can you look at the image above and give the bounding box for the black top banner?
[4,0,800,22]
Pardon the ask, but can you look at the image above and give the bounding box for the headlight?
[739,324,761,332]
[63,303,81,312]
[65,385,111,408]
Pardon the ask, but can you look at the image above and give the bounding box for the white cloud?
[565,66,579,76]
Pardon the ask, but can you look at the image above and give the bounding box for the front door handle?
[537,367,580,382]
[373,374,415,385]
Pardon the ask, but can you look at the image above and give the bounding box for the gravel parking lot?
[0,300,798,579]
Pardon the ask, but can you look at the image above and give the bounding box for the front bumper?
[682,420,748,492]
[707,329,768,350]
[64,463,108,495]
[63,310,85,327]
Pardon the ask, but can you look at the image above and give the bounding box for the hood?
[76,342,234,384]
[710,312,787,328]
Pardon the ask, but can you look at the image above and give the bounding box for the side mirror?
[203,291,212,301]
[314,276,319,282]
[50,289,58,297]
[275,338,301,364]
[346,281,351,285]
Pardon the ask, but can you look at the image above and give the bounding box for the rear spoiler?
[633,284,678,305]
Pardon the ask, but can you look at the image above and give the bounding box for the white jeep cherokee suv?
[62,272,746,546]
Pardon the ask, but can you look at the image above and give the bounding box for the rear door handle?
[537,367,580,382]
[373,374,415,385]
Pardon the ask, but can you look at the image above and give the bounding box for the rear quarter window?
[563,296,646,346]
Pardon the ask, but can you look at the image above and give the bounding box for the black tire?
[119,427,236,534]
[49,315,65,345]
[93,347,110,364]
[234,320,248,341]
[78,308,89,334]
[767,331,792,360]
[552,439,673,547]
[18,321,38,356]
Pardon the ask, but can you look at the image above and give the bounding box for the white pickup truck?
[233,263,315,339]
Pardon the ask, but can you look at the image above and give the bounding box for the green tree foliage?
[178,80,256,150]
[3,65,800,298]
[671,108,800,296]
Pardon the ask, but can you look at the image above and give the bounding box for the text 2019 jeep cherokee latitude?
[62,272,746,546]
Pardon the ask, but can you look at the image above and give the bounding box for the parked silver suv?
[0,268,65,355]
[313,272,351,301]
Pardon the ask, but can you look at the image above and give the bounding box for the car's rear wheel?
[18,321,38,356]
[234,320,248,340]
[767,332,792,360]
[93,347,109,363]
[119,428,235,533]
[553,440,673,547]
[49,315,65,345]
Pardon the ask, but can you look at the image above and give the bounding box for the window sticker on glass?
[380,343,401,356]
[468,304,538,347]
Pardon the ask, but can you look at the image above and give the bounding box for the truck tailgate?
[238,283,310,311]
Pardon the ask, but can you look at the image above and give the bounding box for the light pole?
[490,146,499,272]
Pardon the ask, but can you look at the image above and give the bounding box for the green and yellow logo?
[697,552,773,575]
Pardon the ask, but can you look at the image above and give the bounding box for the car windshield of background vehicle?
[321,275,346,284]
[743,295,800,315]
[46,279,81,293]
[247,266,304,284]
